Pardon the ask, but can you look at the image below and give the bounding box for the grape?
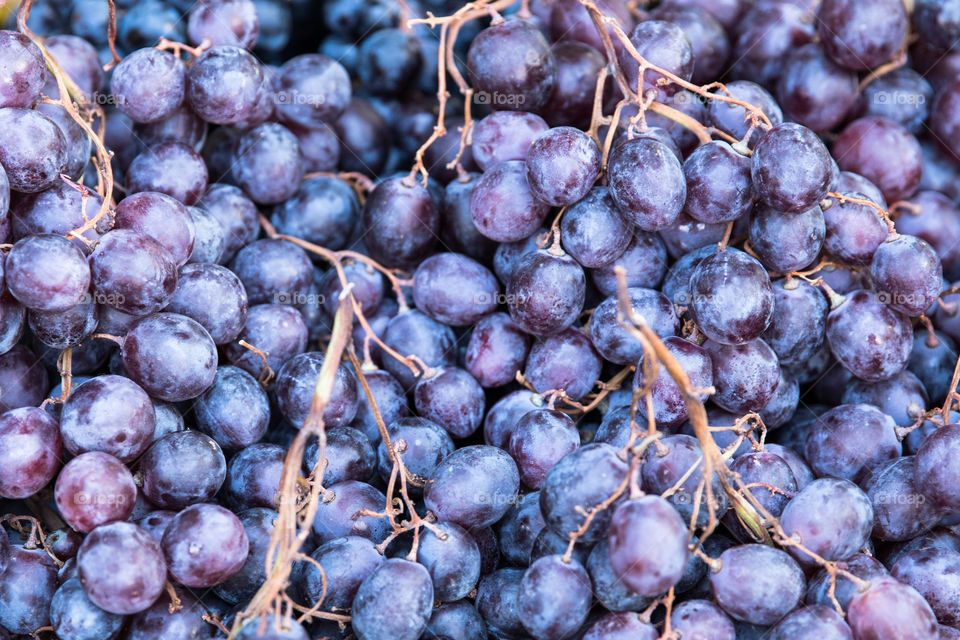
[77,522,166,614]
[467,20,555,112]
[916,423,960,511]
[89,229,178,316]
[465,312,531,388]
[351,559,433,640]
[670,599,736,640]
[415,521,481,601]
[507,249,586,336]
[543,42,605,129]
[847,576,939,640]
[834,117,923,203]
[897,191,960,278]
[319,262,383,318]
[362,176,440,268]
[54,452,136,534]
[591,231,669,296]
[5,234,89,312]
[472,525,500,576]
[871,235,943,317]
[119,0,185,49]
[186,46,265,125]
[842,369,928,427]
[909,330,958,407]
[224,304,308,377]
[135,510,176,543]
[0,32,45,110]
[412,253,499,326]
[682,141,754,224]
[271,176,358,251]
[651,6,730,85]
[9,178,101,251]
[0,406,61,499]
[709,543,806,625]
[767,605,853,640]
[705,80,783,150]
[350,368,409,443]
[913,0,960,50]
[762,279,828,368]
[312,480,390,544]
[288,122,339,173]
[470,160,551,243]
[516,554,591,640]
[0,291,23,354]
[826,290,913,382]
[273,53,350,128]
[126,142,209,206]
[304,426,375,485]
[621,20,694,98]
[275,351,358,428]
[381,309,456,390]
[730,451,797,522]
[472,112,548,172]
[125,589,211,640]
[643,433,727,527]
[749,202,825,273]
[608,495,689,596]
[113,191,197,267]
[50,578,125,640]
[690,248,773,345]
[584,539,651,612]
[422,601,487,640]
[751,123,832,214]
[776,43,858,132]
[493,228,549,284]
[558,187,632,269]
[122,313,218,402]
[232,122,305,205]
[854,69,933,135]
[332,99,390,177]
[165,264,248,346]
[591,288,677,364]
[28,299,98,349]
[440,174,497,262]
[139,430,226,509]
[414,366,485,439]
[806,553,888,613]
[804,403,900,481]
[822,193,889,267]
[523,327,602,401]
[818,0,907,71]
[862,456,941,543]
[0,547,58,633]
[161,503,249,588]
[499,491,547,566]
[198,184,259,262]
[133,103,208,154]
[607,137,686,231]
[60,375,154,462]
[508,408,579,489]
[890,547,960,626]
[301,535,383,613]
[0,345,48,411]
[524,127,600,207]
[484,389,542,449]
[476,568,526,637]
[356,27,420,96]
[223,443,284,510]
[549,0,633,51]
[188,0,259,49]
[230,239,313,307]
[110,48,186,124]
[779,477,874,565]
[424,445,520,529]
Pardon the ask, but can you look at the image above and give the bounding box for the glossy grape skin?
[582,540,649,613]
[273,53,350,128]
[409,366,482,439]
[766,605,853,640]
[653,4,730,83]
[139,430,225,509]
[222,443,284,511]
[161,503,248,589]
[483,390,542,450]
[467,20,555,112]
[59,375,154,462]
[54,452,136,534]
[847,576,939,640]
[122,312,218,402]
[910,331,958,408]
[523,327,602,401]
[523,127,600,207]
[507,249,585,337]
[826,290,913,382]
[232,122,305,205]
[413,521,481,602]
[188,0,259,48]
[822,194,889,267]
[804,403,900,482]
[437,177,494,265]
[607,137,686,232]
[620,19,694,98]
[591,288,677,364]
[729,2,816,84]
[540,443,628,544]
[557,187,631,269]
[198,184,259,262]
[682,141,754,224]
[126,141,209,206]
[351,559,433,640]
[135,510,177,544]
[498,491,546,566]
[762,279,828,368]
[780,477,874,566]
[896,192,960,279]
[125,589,211,640]
[0,547,58,634]
[836,118,924,206]
[470,160,551,244]
[88,229,178,316]
[818,0,907,71]
[362,176,440,269]
[424,445,520,529]
[186,46,264,125]
[313,480,390,545]
[775,43,858,133]
[0,406,61,499]
[304,426,375,485]
[166,264,248,346]
[411,253,499,327]
[275,351,358,428]
[916,424,960,511]
[0,345,48,411]
[300,535,383,613]
[515,555,591,640]
[230,239,313,307]
[507,409,579,489]
[709,544,806,626]
[225,303,307,377]
[842,369,928,427]
[468,112,543,172]
[890,547,960,626]
[538,41,603,128]
[110,48,185,124]
[668,600,736,640]
[422,600,486,640]
[8,179,100,251]
[50,578,125,640]
[853,69,932,137]
[114,191,197,267]
[749,202,825,273]
[0,290,23,354]
[730,451,798,521]
[271,179,358,253]
[751,123,832,214]
[5,234,89,312]
[690,248,774,345]
[0,108,67,194]
[863,456,940,542]
[871,235,943,317]
[348,368,407,444]
[381,309,456,390]
[475,568,526,637]
[77,522,166,615]
[464,312,531,388]
[607,495,689,597]
[0,31,44,109]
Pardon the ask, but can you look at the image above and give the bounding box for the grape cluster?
[2,0,960,639]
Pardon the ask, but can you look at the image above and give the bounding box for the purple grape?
[517,554,591,640]
[424,445,520,529]
[0,31,44,109]
[703,338,780,412]
[198,184,259,262]
[350,368,409,443]
[88,229,178,316]
[224,303,308,377]
[0,345,48,411]
[28,298,97,349]
[524,327,602,401]
[543,42,605,129]
[524,127,600,207]
[422,600,487,640]
[135,510,177,543]
[232,122,305,205]
[493,227,549,284]
[440,174,498,262]
[776,43,858,132]
[652,5,730,84]
[113,191,197,267]
[854,68,933,135]
[762,279,828,368]
[54,452,136,534]
[139,430,226,509]
[641,434,726,527]
[507,249,585,336]
[381,309,456,390]
[499,491,547,566]
[705,80,783,149]
[484,389,542,449]
[125,589,212,640]
[591,230,668,296]
[412,253,499,326]
[77,522,166,614]
[110,48,186,124]
[467,20,556,112]
[730,451,797,521]
[710,544,805,625]
[670,600,736,640]
[187,46,265,125]
[50,578,125,640]
[288,122,339,173]
[0,406,61,499]
[826,290,913,382]
[318,262,383,318]
[729,3,816,86]
[806,552,888,613]
[621,20,694,98]
[351,559,433,640]
[780,477,874,565]
[916,423,960,511]
[751,123,832,214]
[305,426,375,485]
[60,375,154,462]
[834,117,923,203]
[273,54,351,128]
[822,193,890,267]
[608,495,689,596]
[586,539,653,612]
[871,234,943,317]
[465,312,531,388]
[607,137,686,231]
[476,568,525,637]
[126,142,209,206]
[275,351,358,428]
[362,176,440,269]
[690,248,773,345]
[4,234,89,312]
[847,576,939,640]
[414,366,485,439]
[416,521,481,601]
[333,98,390,177]
[470,160,551,243]
[0,547,57,633]
[590,288,678,364]
[122,313,218,402]
[271,176,358,251]
[749,202,825,273]
[218,441,280,519]
[863,456,940,542]
[804,403,900,481]
[471,111,548,171]
[0,291,24,354]
[195,366,269,450]
[9,179,103,251]
[842,369,928,427]
[235,613,309,640]
[230,238,312,306]
[188,0,259,48]
[818,0,907,70]
[682,141,754,224]
[508,408,579,489]
[767,605,853,640]
[891,547,960,626]
[161,503,249,588]
[559,186,633,269]
[166,263,248,345]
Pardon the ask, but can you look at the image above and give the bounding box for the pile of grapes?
[3,0,960,638]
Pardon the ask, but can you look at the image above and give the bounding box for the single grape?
[50,578,125,640]
[198,184,259,262]
[470,160,551,243]
[476,568,526,637]
[113,191,197,267]
[4,234,89,312]
[524,127,600,207]
[412,253,499,327]
[651,5,731,84]
[499,491,547,566]
[422,601,487,640]
[301,534,383,613]
[641,434,727,527]
[312,480,390,544]
[762,279,828,368]
[0,31,44,109]
[776,43,859,132]
[88,229,178,316]
[705,80,784,149]
[767,605,854,640]
[670,599,736,640]
[871,234,943,317]
[842,369,928,427]
[826,289,913,382]
[186,45,265,125]
[822,192,890,267]
[275,351,358,428]
[188,0,260,49]
[690,248,774,345]
[0,547,58,634]
[517,555,592,640]
[77,522,166,614]
[833,116,923,203]
[467,20,556,112]
[0,345,48,411]
[60,375,155,462]
[751,122,832,214]
[590,288,678,364]
[682,141,754,224]
[607,137,686,231]
[804,403,900,481]
[161,503,249,587]
[586,539,653,612]
[465,312,531,388]
[779,477,874,565]
[507,249,586,336]
[139,430,226,509]
[543,42,606,129]
[271,176,358,251]
[126,142,209,206]
[508,408,580,489]
[224,303,308,378]
[223,443,284,510]
[333,98,391,177]
[591,231,669,295]
[381,309,456,390]
[0,406,61,499]
[351,559,433,640]
[54,452,136,534]
[608,495,690,597]
[523,327,603,401]
[362,176,440,269]
[110,48,186,124]
[424,445,520,529]
[847,576,939,640]
[304,426,375,485]
[273,53,351,128]
[484,389,543,449]
[350,368,409,443]
[416,521,482,601]
[620,20,694,98]
[749,202,825,273]
[232,122,305,205]
[729,3,816,86]
[125,589,212,640]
